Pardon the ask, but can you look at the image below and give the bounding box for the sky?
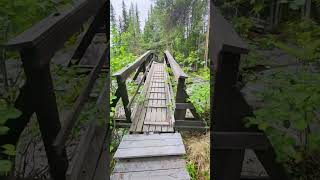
[111,0,154,30]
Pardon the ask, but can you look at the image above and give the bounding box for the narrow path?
[111,61,190,180]
[129,61,174,133]
[111,133,190,180]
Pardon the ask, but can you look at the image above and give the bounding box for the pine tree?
[135,3,141,35]
[118,15,123,35]
[110,3,116,27]
[122,0,129,32]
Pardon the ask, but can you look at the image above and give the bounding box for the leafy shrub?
[245,69,320,178]
[187,82,210,124]
[232,16,253,38]
[0,98,21,175]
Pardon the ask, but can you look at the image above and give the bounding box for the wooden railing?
[1,0,109,180]
[209,3,289,180]
[164,51,206,129]
[112,50,155,124]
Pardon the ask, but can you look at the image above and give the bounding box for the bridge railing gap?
[1,0,110,180]
[112,50,155,125]
[163,51,205,129]
[209,2,289,179]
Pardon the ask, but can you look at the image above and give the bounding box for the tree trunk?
[204,27,209,67]
[0,49,8,90]
[275,0,280,26]
[270,1,275,28]
[305,0,312,18]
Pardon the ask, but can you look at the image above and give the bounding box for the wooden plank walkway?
[111,133,190,180]
[130,62,174,133]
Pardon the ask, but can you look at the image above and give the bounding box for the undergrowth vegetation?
[223,1,320,178]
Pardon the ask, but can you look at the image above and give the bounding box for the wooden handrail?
[3,0,105,67]
[164,50,188,81]
[209,5,249,72]
[53,42,109,152]
[113,50,154,80]
[126,59,154,109]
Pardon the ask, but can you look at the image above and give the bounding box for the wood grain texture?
[111,168,190,180]
[114,133,186,159]
[113,156,186,173]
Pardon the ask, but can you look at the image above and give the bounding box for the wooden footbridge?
[110,50,206,179]
[0,0,293,179]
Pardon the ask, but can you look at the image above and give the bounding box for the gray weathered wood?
[113,51,154,80]
[113,156,185,173]
[111,168,190,180]
[122,133,182,141]
[119,138,183,149]
[164,51,188,81]
[144,121,170,125]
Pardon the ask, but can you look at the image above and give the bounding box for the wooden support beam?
[54,43,108,152]
[174,78,187,120]
[175,120,205,127]
[20,48,68,180]
[175,103,195,110]
[213,132,269,150]
[116,79,131,123]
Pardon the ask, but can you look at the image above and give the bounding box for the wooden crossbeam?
[175,103,195,110]
[213,132,269,150]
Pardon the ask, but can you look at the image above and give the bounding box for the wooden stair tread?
[114,133,186,159]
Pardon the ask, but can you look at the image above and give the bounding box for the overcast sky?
[111,0,154,30]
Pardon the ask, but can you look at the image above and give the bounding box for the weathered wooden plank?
[76,126,106,180]
[114,145,186,159]
[145,105,167,108]
[113,156,185,173]
[144,121,170,125]
[164,51,188,81]
[122,133,182,141]
[118,138,183,149]
[130,62,155,132]
[111,168,190,180]
[113,51,153,80]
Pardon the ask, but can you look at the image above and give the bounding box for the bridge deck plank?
[130,62,174,133]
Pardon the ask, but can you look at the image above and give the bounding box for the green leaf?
[0,160,12,174]
[0,126,9,135]
[1,144,16,156]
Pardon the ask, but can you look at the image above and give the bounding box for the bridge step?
[111,157,190,180]
[114,133,186,159]
[111,133,190,180]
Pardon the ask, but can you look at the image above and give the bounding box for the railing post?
[20,48,68,180]
[116,77,131,123]
[174,78,187,120]
[210,3,289,180]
